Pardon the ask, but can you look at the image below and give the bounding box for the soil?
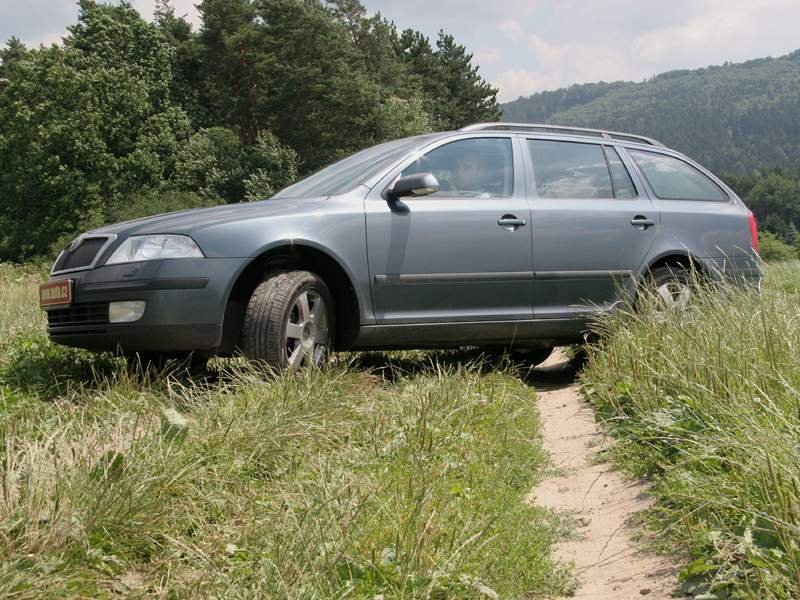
[527,352,682,599]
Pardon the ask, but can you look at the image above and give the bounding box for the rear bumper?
[45,257,247,353]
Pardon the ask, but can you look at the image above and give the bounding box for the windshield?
[273,134,438,199]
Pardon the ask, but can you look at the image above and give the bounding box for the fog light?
[108,301,146,323]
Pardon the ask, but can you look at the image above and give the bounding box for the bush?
[172,127,298,203]
[758,231,797,261]
[0,332,122,394]
[0,3,194,261]
[105,190,221,225]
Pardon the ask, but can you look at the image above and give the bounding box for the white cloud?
[494,32,640,100]
[473,47,502,66]
[632,0,800,68]
[492,0,800,99]
[494,69,562,102]
[131,0,201,28]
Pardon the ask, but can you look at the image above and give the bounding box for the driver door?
[365,135,533,324]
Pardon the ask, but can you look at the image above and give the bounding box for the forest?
[0,0,499,262]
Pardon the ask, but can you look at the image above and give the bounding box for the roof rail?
[458,122,664,147]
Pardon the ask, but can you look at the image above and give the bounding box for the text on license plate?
[39,280,72,308]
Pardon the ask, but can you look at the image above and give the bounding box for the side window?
[401,138,513,198]
[528,139,612,199]
[629,149,726,201]
[604,147,638,199]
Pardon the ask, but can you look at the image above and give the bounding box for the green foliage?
[396,29,500,131]
[581,262,800,598]
[244,131,299,200]
[105,190,221,225]
[172,126,251,201]
[0,36,27,82]
[172,127,297,202]
[725,169,800,244]
[0,2,193,260]
[757,231,796,262]
[0,0,495,262]
[502,51,800,175]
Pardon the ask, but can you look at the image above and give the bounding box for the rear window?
[629,150,726,201]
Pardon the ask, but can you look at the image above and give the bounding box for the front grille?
[47,303,109,329]
[52,237,109,273]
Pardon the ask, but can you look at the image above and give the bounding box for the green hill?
[501,50,800,174]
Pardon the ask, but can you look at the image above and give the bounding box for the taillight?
[748,210,758,252]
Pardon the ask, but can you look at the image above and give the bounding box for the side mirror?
[386,173,439,201]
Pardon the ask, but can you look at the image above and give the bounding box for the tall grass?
[0,264,572,598]
[582,262,800,599]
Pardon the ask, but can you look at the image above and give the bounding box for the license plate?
[39,280,72,309]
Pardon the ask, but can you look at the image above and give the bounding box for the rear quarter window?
[629,149,727,201]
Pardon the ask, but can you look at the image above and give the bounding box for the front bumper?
[45,257,248,353]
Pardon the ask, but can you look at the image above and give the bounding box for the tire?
[241,270,335,370]
[647,266,693,311]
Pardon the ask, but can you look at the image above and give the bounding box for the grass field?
[582,261,800,599]
[7,259,800,599]
[0,264,573,598]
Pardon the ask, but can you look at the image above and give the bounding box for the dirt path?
[528,352,680,599]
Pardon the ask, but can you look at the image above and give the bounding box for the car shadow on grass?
[347,346,584,389]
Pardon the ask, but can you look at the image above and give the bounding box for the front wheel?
[241,271,335,370]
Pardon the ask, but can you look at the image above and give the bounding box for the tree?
[248,0,431,170]
[154,0,207,126]
[0,0,500,261]
[196,0,261,143]
[0,37,27,82]
[396,29,500,130]
[244,131,299,200]
[0,2,192,259]
[172,127,297,202]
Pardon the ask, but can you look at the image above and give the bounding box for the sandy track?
[527,353,680,599]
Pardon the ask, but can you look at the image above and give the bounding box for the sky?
[3,0,800,102]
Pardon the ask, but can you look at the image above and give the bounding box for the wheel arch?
[220,241,362,354]
[642,250,711,281]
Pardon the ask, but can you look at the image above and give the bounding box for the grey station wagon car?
[40,123,762,369]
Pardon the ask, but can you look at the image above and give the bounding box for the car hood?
[94,196,327,237]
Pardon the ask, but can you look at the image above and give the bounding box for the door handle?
[498,214,527,230]
[631,215,655,229]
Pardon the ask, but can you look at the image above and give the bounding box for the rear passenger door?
[523,138,659,319]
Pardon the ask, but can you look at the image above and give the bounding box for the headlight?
[105,235,204,265]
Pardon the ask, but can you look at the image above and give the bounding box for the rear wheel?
[648,266,693,311]
[241,270,335,370]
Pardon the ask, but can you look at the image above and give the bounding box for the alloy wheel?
[284,289,330,369]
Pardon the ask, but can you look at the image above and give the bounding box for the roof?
[459,122,664,147]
